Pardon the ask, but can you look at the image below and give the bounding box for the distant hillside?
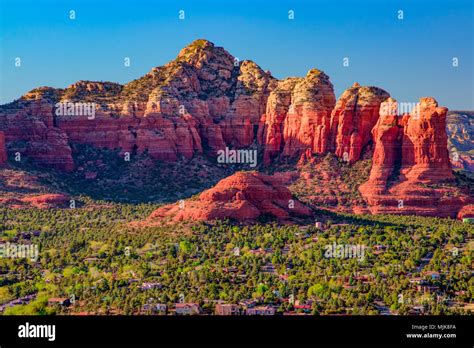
[447,111,474,171]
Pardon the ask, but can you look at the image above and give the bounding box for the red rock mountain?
[0,39,470,218]
[0,40,384,170]
[146,171,311,223]
[0,40,276,169]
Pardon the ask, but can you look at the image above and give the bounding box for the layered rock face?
[146,171,311,223]
[359,98,402,194]
[0,100,74,171]
[280,70,336,160]
[0,131,7,164]
[0,40,388,171]
[359,98,471,217]
[259,70,336,165]
[329,83,390,163]
[0,40,276,166]
[258,78,299,164]
[0,39,468,219]
[401,98,453,181]
[19,193,70,209]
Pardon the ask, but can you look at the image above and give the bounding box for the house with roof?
[175,303,201,315]
[215,303,241,315]
[246,305,276,316]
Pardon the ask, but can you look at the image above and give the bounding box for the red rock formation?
[259,78,299,164]
[0,40,468,219]
[400,97,453,181]
[282,70,336,161]
[220,60,275,149]
[259,70,336,165]
[20,193,70,209]
[329,83,390,163]
[360,97,471,218]
[0,131,7,164]
[0,41,333,169]
[359,98,401,195]
[457,205,474,219]
[146,171,311,223]
[0,100,74,171]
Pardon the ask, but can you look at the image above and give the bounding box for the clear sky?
[0,0,473,109]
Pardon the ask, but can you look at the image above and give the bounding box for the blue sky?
[1,0,473,109]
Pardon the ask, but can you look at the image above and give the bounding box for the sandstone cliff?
[0,39,469,219]
[329,83,390,163]
[359,98,471,218]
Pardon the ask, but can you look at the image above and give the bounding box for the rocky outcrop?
[282,70,336,160]
[401,98,453,181]
[359,97,471,218]
[0,39,468,219]
[0,193,71,209]
[20,193,70,209]
[0,40,276,167]
[0,100,74,171]
[359,98,402,195]
[259,70,336,165]
[259,78,299,164]
[0,131,7,164]
[329,83,390,163]
[457,204,474,219]
[146,171,312,223]
[0,40,382,171]
[220,60,275,149]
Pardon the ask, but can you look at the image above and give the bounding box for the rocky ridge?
[0,39,471,219]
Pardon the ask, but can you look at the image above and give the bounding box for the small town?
[1,216,472,316]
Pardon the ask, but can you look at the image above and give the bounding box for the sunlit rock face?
[1,39,469,218]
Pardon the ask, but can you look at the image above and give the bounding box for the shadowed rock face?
[0,39,469,219]
[146,171,312,223]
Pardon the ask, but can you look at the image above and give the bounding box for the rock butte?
[0,39,471,218]
[358,97,469,217]
[146,171,312,223]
